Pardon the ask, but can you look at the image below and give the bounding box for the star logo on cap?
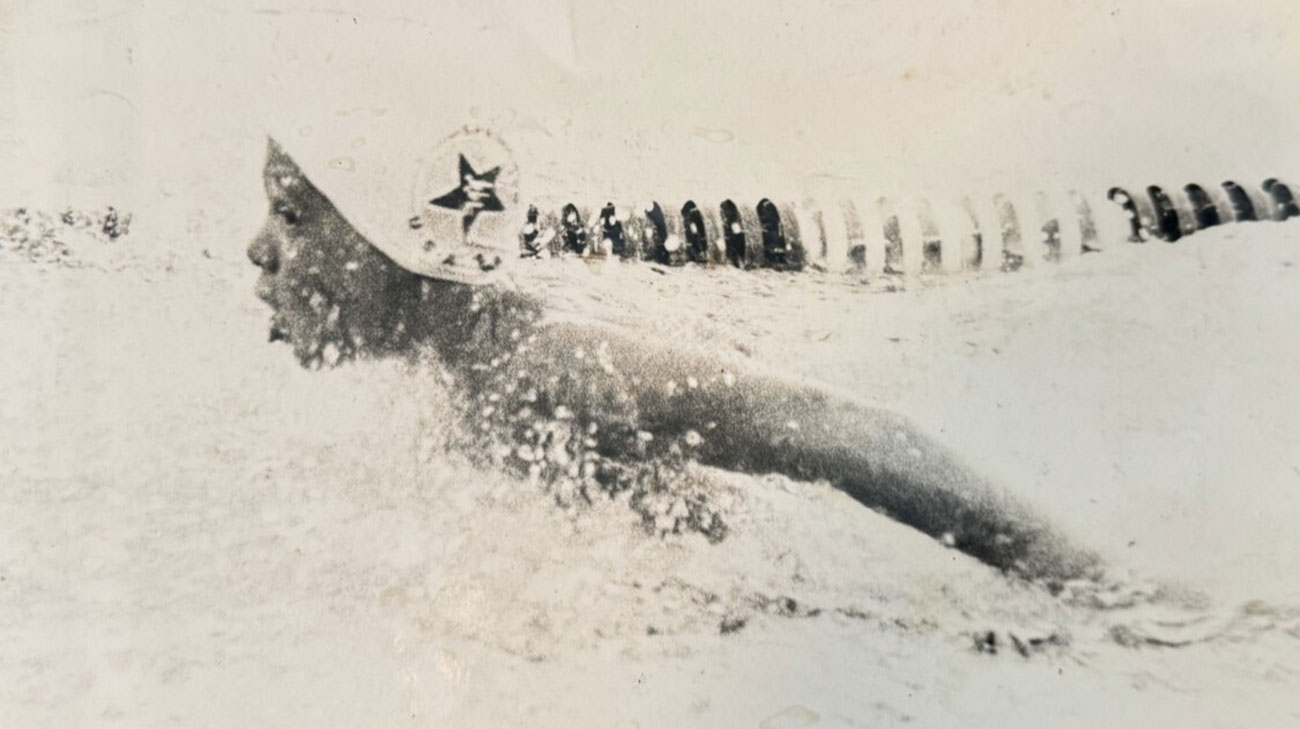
[429,154,506,235]
[409,127,519,284]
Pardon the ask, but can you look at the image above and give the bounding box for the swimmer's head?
[247,139,428,368]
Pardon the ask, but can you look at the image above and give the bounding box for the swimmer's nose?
[247,226,280,274]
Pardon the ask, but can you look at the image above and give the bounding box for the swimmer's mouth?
[254,275,289,343]
[265,308,290,343]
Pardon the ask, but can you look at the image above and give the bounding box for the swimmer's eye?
[273,202,301,226]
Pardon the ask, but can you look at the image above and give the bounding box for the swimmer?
[248,139,1102,584]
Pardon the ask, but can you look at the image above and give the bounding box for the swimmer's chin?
[261,315,357,370]
[288,338,356,370]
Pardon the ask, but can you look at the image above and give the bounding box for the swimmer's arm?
[582,326,1098,581]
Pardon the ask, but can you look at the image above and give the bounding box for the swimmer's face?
[247,139,422,368]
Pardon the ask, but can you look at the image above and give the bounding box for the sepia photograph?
[2,1,1298,726]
